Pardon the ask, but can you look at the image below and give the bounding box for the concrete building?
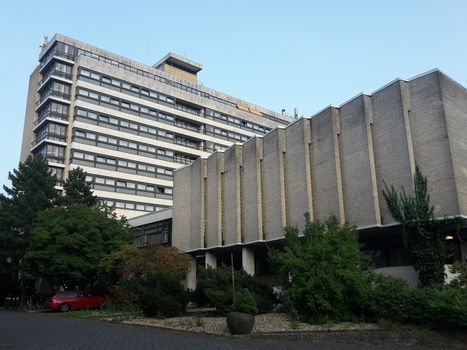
[170,69,467,288]
[21,34,291,218]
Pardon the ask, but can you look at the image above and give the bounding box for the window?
[102,76,111,84]
[74,151,84,159]
[75,130,86,138]
[125,203,135,209]
[136,204,145,211]
[115,202,125,209]
[96,156,106,163]
[84,154,94,161]
[107,158,116,165]
[101,95,111,103]
[106,179,115,186]
[95,177,105,184]
[117,181,126,188]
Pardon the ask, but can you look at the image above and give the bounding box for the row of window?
[73,128,176,157]
[80,68,175,105]
[76,88,251,145]
[79,68,275,134]
[75,107,174,140]
[74,49,286,125]
[72,150,173,176]
[87,174,172,195]
[100,198,166,212]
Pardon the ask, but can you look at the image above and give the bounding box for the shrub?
[364,274,467,329]
[195,265,275,315]
[269,215,371,323]
[231,289,258,315]
[139,271,187,318]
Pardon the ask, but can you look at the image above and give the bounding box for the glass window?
[95,177,105,184]
[75,130,86,138]
[115,202,125,208]
[84,154,94,161]
[107,158,116,165]
[89,92,99,100]
[101,95,110,103]
[106,179,115,186]
[96,156,106,163]
[125,203,135,209]
[136,204,145,211]
[108,138,117,145]
[117,181,126,187]
[128,142,137,149]
[74,151,84,159]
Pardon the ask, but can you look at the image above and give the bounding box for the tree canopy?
[60,167,98,207]
[23,204,132,289]
[0,155,58,302]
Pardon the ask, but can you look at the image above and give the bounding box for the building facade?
[170,70,467,288]
[21,34,291,218]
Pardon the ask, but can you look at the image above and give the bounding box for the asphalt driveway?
[0,310,446,350]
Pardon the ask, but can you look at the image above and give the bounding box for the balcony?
[35,91,71,110]
[30,132,67,150]
[38,70,73,89]
[39,51,74,72]
[33,111,69,130]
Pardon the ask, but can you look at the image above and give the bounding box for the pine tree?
[60,167,98,207]
[0,155,58,305]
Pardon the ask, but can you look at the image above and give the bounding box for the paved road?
[0,311,442,350]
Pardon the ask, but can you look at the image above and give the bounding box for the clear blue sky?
[1,0,467,189]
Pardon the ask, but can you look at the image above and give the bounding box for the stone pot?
[226,312,255,335]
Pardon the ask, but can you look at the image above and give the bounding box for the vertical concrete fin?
[303,119,314,220]
[258,140,265,240]
[331,108,346,224]
[216,153,223,246]
[363,95,382,225]
[200,159,207,249]
[236,146,243,244]
[278,129,287,228]
[399,80,416,183]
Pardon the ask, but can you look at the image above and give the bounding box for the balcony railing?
[38,70,72,87]
[35,91,71,106]
[40,50,74,68]
[31,133,66,147]
[34,111,68,126]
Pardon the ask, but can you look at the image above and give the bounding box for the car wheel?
[59,303,70,312]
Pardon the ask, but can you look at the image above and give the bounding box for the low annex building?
[165,69,467,288]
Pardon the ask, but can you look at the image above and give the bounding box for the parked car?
[45,291,104,312]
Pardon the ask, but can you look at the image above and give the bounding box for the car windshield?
[57,292,79,298]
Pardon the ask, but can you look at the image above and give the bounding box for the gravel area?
[116,313,378,336]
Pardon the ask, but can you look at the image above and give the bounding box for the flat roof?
[153,52,203,74]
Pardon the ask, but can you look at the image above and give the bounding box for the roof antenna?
[39,36,48,51]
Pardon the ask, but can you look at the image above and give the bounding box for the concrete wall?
[205,152,223,248]
[439,74,467,217]
[172,70,467,253]
[20,68,40,162]
[171,165,192,251]
[241,138,263,242]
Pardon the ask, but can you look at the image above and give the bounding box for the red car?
[46,291,104,312]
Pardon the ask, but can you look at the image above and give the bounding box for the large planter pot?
[226,312,255,335]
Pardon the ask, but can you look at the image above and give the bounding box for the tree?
[23,203,132,289]
[268,215,371,323]
[382,165,448,287]
[0,155,58,304]
[60,167,98,207]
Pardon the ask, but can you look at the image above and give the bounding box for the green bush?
[269,215,371,323]
[196,265,276,315]
[139,271,187,318]
[231,289,258,315]
[363,273,467,329]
